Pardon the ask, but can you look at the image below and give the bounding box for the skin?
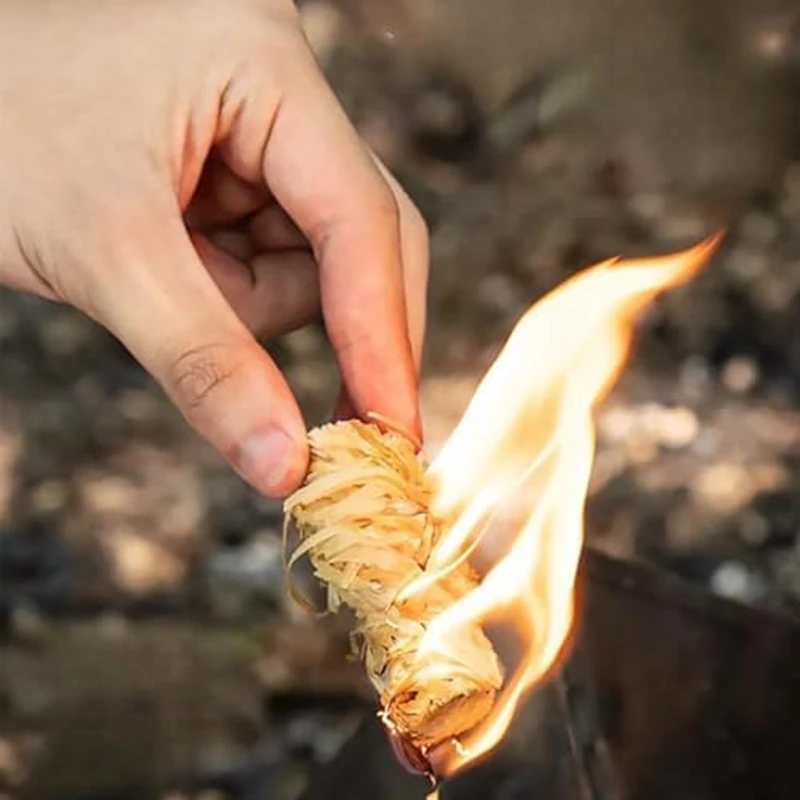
[0,0,429,497]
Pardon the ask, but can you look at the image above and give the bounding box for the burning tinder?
[283,419,504,753]
[283,235,721,778]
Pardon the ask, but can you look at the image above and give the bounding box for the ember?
[284,235,721,780]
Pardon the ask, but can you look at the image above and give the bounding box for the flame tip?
[695,229,726,255]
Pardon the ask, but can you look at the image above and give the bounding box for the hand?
[0,0,428,497]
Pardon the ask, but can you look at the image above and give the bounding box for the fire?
[403,235,721,777]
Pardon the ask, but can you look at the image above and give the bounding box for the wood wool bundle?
[283,419,503,752]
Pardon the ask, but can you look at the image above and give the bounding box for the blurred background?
[4,0,800,797]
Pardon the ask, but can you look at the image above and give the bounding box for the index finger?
[258,42,420,437]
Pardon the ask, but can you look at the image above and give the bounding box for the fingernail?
[238,426,302,495]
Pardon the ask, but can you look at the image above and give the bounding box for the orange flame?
[407,235,721,777]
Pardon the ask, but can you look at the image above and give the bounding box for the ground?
[3,2,800,797]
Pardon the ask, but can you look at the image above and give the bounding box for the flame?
[406,235,721,777]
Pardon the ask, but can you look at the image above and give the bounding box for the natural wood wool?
[283,419,503,751]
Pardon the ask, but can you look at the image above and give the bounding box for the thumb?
[88,205,308,497]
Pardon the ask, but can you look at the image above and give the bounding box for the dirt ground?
[4,2,800,798]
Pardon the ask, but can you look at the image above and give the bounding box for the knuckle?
[167,343,245,410]
[306,182,402,260]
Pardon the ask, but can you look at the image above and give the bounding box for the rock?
[680,354,713,403]
[26,480,67,516]
[284,713,360,762]
[691,461,787,516]
[727,245,769,283]
[117,390,163,424]
[477,272,521,315]
[206,533,287,619]
[709,561,764,604]
[103,527,188,596]
[629,192,668,225]
[739,210,780,247]
[39,314,93,360]
[721,356,759,394]
[599,403,698,452]
[79,474,139,515]
[9,602,49,645]
[653,406,700,449]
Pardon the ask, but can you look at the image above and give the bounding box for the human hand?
[0,0,428,497]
